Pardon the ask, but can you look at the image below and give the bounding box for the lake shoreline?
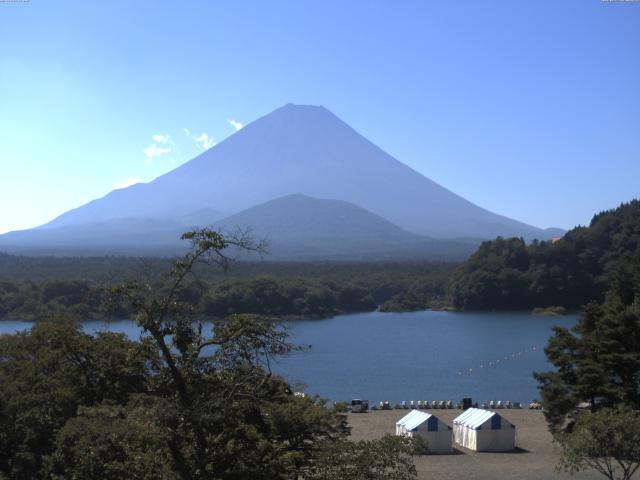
[1,311,577,404]
[0,305,579,324]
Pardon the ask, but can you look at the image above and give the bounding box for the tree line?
[3,200,640,319]
[448,200,640,310]
[0,261,455,321]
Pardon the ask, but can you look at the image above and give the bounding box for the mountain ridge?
[0,194,479,260]
[1,103,563,258]
[38,104,557,239]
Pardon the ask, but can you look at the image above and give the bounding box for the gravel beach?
[347,409,613,480]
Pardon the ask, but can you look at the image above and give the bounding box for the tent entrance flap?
[427,416,438,432]
[491,415,501,430]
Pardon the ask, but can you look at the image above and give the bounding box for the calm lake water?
[0,310,575,405]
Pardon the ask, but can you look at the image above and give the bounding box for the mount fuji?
[0,104,561,258]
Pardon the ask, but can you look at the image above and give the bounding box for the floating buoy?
[454,344,544,384]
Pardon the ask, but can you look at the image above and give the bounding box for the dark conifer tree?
[534,249,640,433]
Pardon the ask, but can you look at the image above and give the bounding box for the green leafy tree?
[48,400,175,480]
[556,406,640,480]
[108,228,354,479]
[0,318,155,479]
[304,435,421,480]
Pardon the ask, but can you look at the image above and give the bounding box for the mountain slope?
[216,193,415,243]
[0,194,478,260]
[34,103,556,240]
[0,218,187,256]
[212,194,476,260]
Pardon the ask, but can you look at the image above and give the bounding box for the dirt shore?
[347,409,611,480]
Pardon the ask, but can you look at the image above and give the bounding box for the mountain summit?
[1,104,558,256]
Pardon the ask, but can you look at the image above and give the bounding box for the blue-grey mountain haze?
[0,104,564,258]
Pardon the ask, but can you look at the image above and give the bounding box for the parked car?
[350,399,369,413]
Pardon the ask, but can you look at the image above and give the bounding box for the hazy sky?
[1,0,639,234]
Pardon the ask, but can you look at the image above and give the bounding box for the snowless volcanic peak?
[24,103,554,242]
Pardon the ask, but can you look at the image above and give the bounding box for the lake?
[0,310,575,405]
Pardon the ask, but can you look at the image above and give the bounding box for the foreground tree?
[1,229,421,479]
[534,250,640,433]
[556,406,640,480]
[304,435,421,480]
[109,228,418,479]
[535,250,640,480]
[0,318,156,479]
[48,400,175,480]
[104,229,353,479]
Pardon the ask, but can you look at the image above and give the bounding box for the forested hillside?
[0,257,454,320]
[448,200,640,310]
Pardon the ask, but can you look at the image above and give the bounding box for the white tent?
[452,408,516,452]
[395,410,453,454]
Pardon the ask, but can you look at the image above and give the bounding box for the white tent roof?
[396,410,433,431]
[396,409,421,426]
[453,408,499,430]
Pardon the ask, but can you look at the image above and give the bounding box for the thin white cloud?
[194,133,215,149]
[144,144,172,159]
[143,134,174,164]
[113,176,140,189]
[228,119,243,131]
[152,134,173,144]
[183,128,191,136]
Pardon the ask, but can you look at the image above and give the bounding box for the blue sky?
[1,0,638,234]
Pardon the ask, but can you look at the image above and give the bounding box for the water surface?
[1,310,575,404]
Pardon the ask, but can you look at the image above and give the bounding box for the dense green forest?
[0,255,454,320]
[3,199,639,319]
[0,230,422,479]
[448,200,640,310]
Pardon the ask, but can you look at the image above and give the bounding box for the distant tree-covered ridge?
[0,259,455,320]
[0,276,377,321]
[448,199,640,310]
